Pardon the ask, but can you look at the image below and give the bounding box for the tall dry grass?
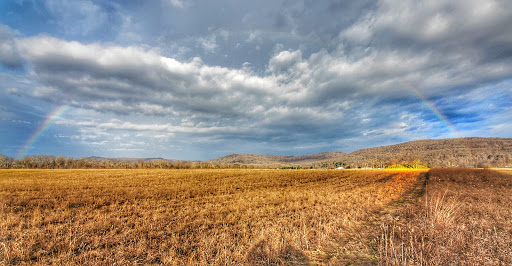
[0,169,423,264]
[379,168,512,265]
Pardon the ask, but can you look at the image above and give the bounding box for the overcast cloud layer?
[1,0,511,160]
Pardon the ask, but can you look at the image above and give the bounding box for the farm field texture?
[380,168,512,264]
[1,168,511,265]
[1,169,422,264]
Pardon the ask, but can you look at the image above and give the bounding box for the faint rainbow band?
[397,80,474,159]
[16,104,69,159]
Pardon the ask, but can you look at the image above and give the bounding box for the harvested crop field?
[380,168,512,265]
[0,169,423,264]
[1,168,510,265]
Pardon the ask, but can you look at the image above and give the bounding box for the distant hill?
[2,137,510,169]
[339,137,512,168]
[208,152,346,165]
[209,138,512,168]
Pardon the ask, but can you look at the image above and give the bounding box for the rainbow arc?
[396,79,473,159]
[16,105,69,159]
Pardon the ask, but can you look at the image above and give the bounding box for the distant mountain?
[209,138,512,168]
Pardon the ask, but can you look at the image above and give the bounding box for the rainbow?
[407,87,460,137]
[395,79,473,158]
[16,105,69,159]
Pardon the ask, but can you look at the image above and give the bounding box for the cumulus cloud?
[15,36,276,119]
[267,50,303,74]
[339,0,512,61]
[10,36,364,144]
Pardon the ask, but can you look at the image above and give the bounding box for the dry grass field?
[379,168,512,265]
[0,169,423,264]
[1,168,510,265]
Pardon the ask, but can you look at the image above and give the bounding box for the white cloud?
[267,50,303,74]
[57,119,247,135]
[16,36,278,118]
[343,0,512,44]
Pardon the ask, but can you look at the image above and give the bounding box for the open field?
[0,168,510,264]
[0,169,422,264]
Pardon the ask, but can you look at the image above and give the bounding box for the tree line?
[0,154,407,170]
[0,154,219,169]
[1,153,509,170]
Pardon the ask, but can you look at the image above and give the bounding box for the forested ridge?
[337,137,512,168]
[210,137,512,168]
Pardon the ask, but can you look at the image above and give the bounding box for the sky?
[0,0,511,160]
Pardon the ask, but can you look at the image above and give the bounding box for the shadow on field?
[246,240,309,265]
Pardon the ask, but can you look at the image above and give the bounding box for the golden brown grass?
[0,169,423,264]
[379,168,512,265]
